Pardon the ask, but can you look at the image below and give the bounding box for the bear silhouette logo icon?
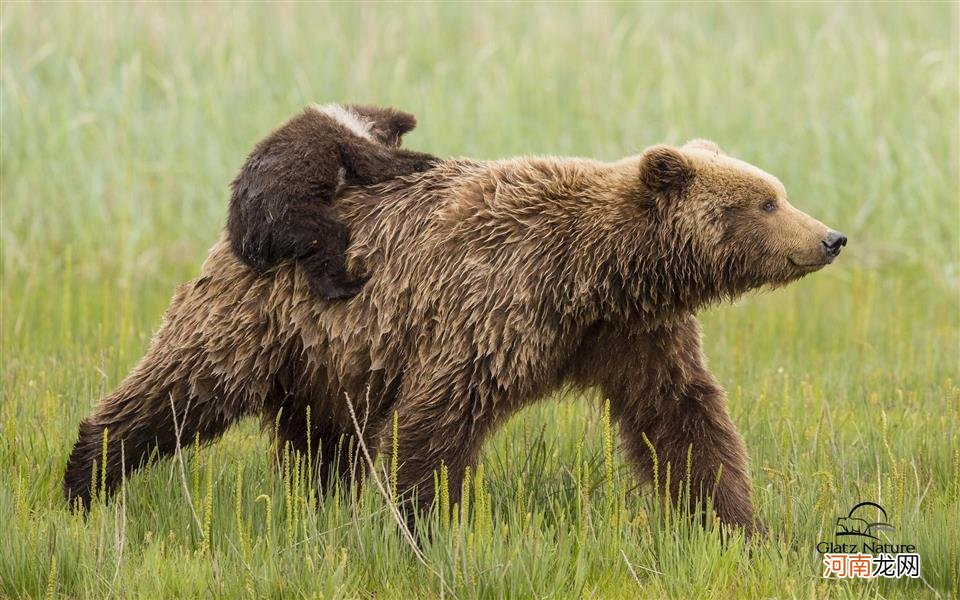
[835,502,896,540]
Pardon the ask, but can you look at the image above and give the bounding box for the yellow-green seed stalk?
[642,432,659,504]
[100,427,108,503]
[390,411,399,501]
[439,461,450,530]
[235,461,245,557]
[256,494,272,548]
[45,554,58,600]
[200,458,214,555]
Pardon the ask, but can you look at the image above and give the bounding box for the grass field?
[2,3,958,598]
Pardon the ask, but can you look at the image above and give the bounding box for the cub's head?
[636,139,846,294]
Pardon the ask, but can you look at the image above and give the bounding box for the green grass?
[2,3,958,598]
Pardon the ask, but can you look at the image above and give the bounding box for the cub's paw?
[308,271,369,300]
[398,150,441,173]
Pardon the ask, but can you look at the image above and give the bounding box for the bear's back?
[173,156,611,412]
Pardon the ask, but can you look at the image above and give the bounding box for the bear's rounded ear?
[345,105,419,146]
[384,110,418,138]
[638,145,693,197]
[682,138,724,155]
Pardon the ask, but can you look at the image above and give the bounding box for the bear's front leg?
[573,315,763,536]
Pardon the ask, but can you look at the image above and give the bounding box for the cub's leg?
[279,202,365,300]
[339,145,438,186]
[572,315,763,535]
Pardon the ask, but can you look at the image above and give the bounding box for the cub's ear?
[347,104,418,147]
[638,145,693,196]
[682,138,724,155]
[382,109,418,138]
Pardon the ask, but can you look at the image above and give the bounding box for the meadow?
[1,3,958,598]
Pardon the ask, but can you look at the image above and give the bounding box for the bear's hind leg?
[64,375,248,511]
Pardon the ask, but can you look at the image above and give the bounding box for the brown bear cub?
[227,103,438,299]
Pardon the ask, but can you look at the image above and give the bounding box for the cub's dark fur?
[227,104,438,299]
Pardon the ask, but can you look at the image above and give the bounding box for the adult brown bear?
[64,140,845,535]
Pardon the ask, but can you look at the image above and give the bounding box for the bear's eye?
[762,200,777,213]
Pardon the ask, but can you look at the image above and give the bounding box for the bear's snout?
[822,229,847,259]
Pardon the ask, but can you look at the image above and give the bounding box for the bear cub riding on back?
[227,103,439,299]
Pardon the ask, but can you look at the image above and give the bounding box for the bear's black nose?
[822,230,847,257]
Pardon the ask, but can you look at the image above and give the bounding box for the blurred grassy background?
[1,3,958,598]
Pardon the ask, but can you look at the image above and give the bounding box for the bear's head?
[635,139,846,297]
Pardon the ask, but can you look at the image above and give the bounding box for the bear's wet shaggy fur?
[65,142,842,534]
